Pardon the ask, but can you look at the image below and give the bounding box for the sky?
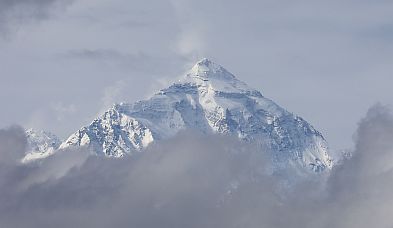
[0,0,392,150]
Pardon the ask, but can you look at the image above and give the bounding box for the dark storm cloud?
[0,0,72,35]
[0,104,393,227]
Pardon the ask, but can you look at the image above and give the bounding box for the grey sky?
[0,0,392,150]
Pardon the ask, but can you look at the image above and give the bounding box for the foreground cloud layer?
[0,104,392,228]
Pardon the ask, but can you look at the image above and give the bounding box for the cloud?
[25,102,77,137]
[0,125,27,163]
[97,80,127,114]
[0,0,72,36]
[64,49,134,61]
[51,102,77,121]
[324,104,393,228]
[61,49,170,73]
[0,104,393,227]
[169,0,207,59]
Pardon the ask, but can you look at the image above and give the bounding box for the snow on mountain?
[23,128,61,163]
[60,58,333,173]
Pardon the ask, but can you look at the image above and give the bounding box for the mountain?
[23,128,61,163]
[59,58,332,173]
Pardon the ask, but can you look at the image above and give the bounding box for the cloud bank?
[0,104,392,227]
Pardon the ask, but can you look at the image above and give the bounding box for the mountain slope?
[23,128,61,163]
[60,58,332,172]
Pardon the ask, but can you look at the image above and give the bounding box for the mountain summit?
[187,58,237,80]
[50,59,332,172]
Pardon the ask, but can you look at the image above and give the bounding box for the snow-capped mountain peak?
[23,128,61,163]
[188,58,235,80]
[59,58,332,173]
[180,58,263,98]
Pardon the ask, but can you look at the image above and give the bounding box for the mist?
[0,104,392,228]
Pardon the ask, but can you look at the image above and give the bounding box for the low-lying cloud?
[0,104,392,228]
